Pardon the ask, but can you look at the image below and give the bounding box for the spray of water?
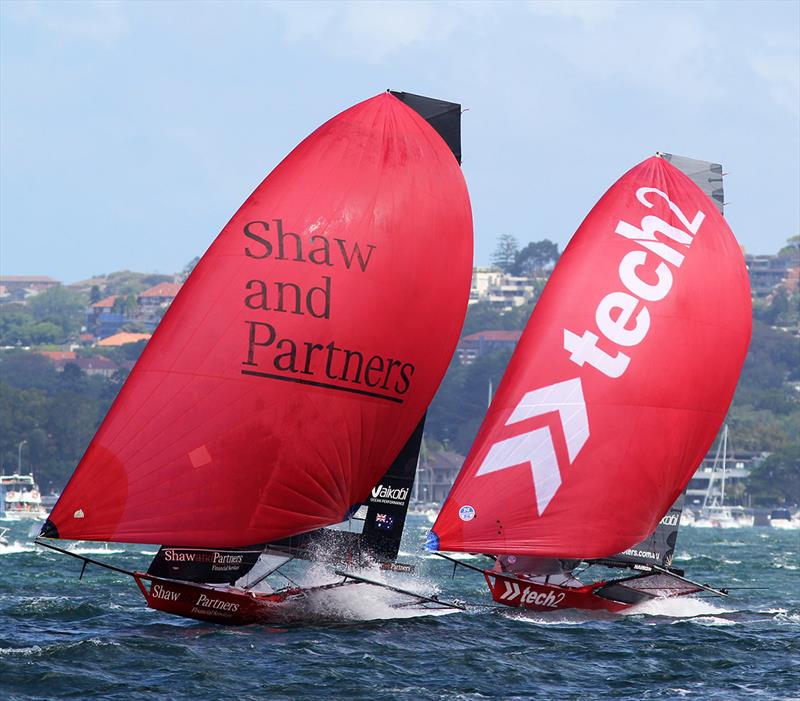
[270,545,460,623]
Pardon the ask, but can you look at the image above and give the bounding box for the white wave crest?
[504,610,601,626]
[0,542,35,555]
[289,562,460,622]
[625,596,734,619]
[67,546,124,555]
[0,638,120,658]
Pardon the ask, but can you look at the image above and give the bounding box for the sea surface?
[1,516,798,700]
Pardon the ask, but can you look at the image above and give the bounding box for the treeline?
[1,237,798,503]
[0,271,173,346]
[0,353,124,491]
[427,311,800,454]
[0,286,85,346]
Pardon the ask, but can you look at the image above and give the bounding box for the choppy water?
[1,516,798,700]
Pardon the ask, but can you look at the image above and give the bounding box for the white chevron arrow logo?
[476,377,589,515]
[499,579,521,601]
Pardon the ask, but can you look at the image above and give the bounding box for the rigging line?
[649,563,728,597]
[34,538,137,578]
[432,552,489,575]
[243,556,295,591]
[273,567,302,589]
[333,569,465,610]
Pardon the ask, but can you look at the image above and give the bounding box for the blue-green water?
[1,516,798,700]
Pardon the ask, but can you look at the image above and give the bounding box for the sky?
[1,0,798,283]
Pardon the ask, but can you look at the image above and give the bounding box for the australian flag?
[375,513,395,530]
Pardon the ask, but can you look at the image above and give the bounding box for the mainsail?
[43,92,473,548]
[430,154,751,559]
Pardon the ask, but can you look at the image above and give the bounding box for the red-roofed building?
[97,332,151,347]
[87,295,125,338]
[37,351,78,364]
[139,282,182,300]
[92,295,118,309]
[73,356,119,377]
[457,330,522,365]
[0,275,61,303]
[137,281,181,323]
[38,351,118,377]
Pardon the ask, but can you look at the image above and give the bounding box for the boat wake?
[287,563,459,623]
[625,595,735,623]
[501,596,741,627]
[66,546,125,555]
[0,541,35,555]
[504,609,612,626]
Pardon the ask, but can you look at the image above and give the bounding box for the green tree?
[746,443,800,505]
[461,299,537,337]
[491,235,519,273]
[27,285,85,340]
[181,256,201,282]
[124,292,139,317]
[0,352,59,390]
[511,239,560,276]
[777,235,799,260]
[427,347,515,454]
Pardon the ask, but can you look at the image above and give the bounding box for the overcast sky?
[2,0,798,283]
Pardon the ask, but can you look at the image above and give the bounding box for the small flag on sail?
[375,513,395,530]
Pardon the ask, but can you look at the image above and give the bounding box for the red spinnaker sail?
[431,156,750,558]
[46,93,473,546]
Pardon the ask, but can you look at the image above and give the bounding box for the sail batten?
[44,92,473,547]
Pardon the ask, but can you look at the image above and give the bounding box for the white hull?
[1,508,47,522]
[689,517,753,529]
[769,519,800,530]
[686,506,753,529]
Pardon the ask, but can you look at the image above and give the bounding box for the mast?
[703,430,726,510]
[720,424,729,507]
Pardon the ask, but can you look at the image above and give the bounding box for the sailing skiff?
[430,153,751,613]
[37,91,473,624]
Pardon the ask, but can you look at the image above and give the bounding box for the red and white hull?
[134,573,330,625]
[484,569,701,614]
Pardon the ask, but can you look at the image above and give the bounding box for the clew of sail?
[430,154,751,560]
[42,92,473,548]
[596,493,686,569]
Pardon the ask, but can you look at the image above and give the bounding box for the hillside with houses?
[0,238,798,505]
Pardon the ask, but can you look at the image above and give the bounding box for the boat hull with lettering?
[133,573,353,625]
[484,569,703,614]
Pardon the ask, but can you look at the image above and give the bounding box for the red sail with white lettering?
[430,156,750,558]
[44,93,473,546]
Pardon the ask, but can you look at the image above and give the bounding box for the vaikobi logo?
[659,512,680,527]
[370,484,409,505]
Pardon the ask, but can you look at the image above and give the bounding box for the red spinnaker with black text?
[430,156,750,558]
[45,93,473,546]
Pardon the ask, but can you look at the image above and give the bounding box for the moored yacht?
[1,474,47,521]
[769,508,800,530]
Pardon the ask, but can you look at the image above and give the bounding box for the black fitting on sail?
[389,90,462,164]
[39,518,59,539]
